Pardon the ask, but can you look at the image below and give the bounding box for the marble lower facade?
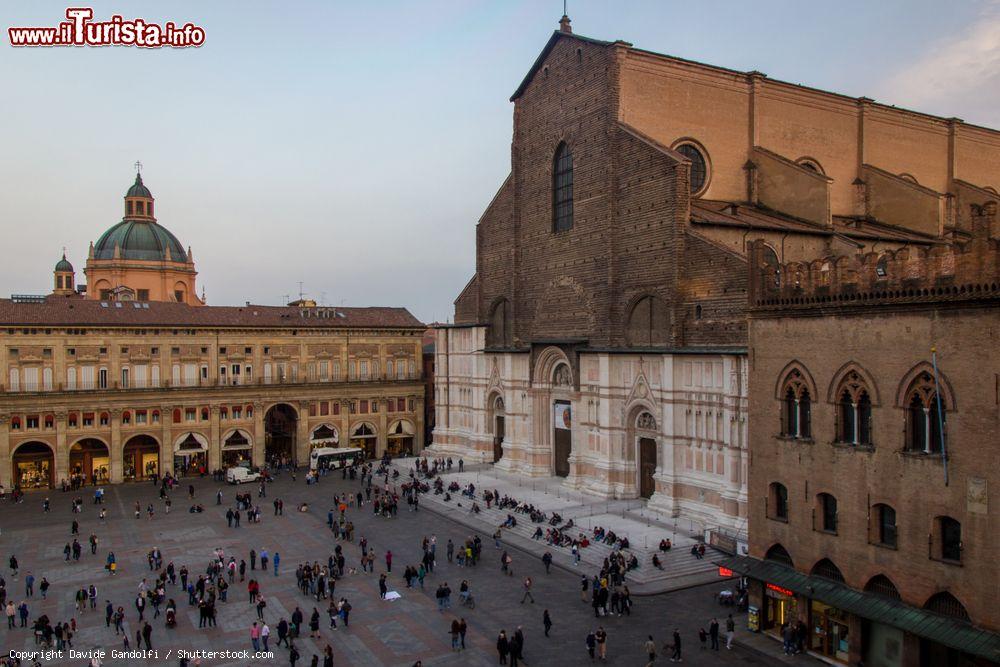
[429,325,748,536]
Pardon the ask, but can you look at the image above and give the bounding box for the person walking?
[643,635,657,666]
[450,619,461,651]
[543,609,552,638]
[580,575,589,602]
[519,577,534,604]
[511,626,525,667]
[261,622,270,651]
[709,617,720,650]
[586,629,597,661]
[273,552,280,576]
[497,630,510,665]
[250,622,261,651]
[669,628,682,662]
[542,551,552,574]
[596,626,608,661]
[142,621,152,649]
[459,618,468,650]
[725,614,735,649]
[385,550,392,573]
[378,574,387,600]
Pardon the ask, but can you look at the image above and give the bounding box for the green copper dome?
[54,254,74,272]
[126,173,152,198]
[93,220,187,262]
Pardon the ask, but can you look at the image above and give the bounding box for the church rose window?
[676,143,708,194]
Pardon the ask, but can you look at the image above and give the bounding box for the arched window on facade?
[936,516,962,562]
[762,245,781,287]
[924,592,970,621]
[675,143,708,194]
[768,482,788,521]
[625,295,670,347]
[811,558,845,583]
[817,493,838,533]
[780,369,811,439]
[552,142,574,232]
[764,543,794,568]
[871,504,897,548]
[488,298,512,347]
[904,371,946,454]
[864,575,901,601]
[835,371,873,446]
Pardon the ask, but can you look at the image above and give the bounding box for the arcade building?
[0,171,426,489]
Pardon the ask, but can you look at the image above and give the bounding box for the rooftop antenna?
[320,291,327,306]
[282,294,290,306]
[298,281,305,301]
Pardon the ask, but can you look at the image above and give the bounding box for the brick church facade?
[430,16,1000,538]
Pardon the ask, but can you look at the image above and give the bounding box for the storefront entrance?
[123,435,159,481]
[387,420,414,457]
[763,583,797,637]
[70,439,110,485]
[12,441,54,489]
[222,430,253,469]
[350,423,377,460]
[810,600,850,663]
[173,433,208,477]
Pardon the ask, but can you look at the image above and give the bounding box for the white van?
[226,466,261,484]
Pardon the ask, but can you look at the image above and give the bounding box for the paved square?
[0,471,818,666]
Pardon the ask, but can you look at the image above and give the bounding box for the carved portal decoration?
[553,364,572,388]
[636,411,657,431]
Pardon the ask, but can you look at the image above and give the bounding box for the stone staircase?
[392,461,722,592]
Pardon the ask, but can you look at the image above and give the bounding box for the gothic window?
[769,482,788,521]
[488,298,512,347]
[864,575,901,601]
[817,493,838,533]
[835,371,873,446]
[873,504,897,548]
[904,372,945,454]
[762,245,781,286]
[764,543,794,568]
[675,143,708,194]
[936,516,962,562]
[553,142,574,232]
[811,558,845,583]
[924,592,969,621]
[625,295,670,347]
[780,369,811,438]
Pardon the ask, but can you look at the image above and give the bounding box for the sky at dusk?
[2,1,999,323]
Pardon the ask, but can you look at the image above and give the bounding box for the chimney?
[559,14,572,33]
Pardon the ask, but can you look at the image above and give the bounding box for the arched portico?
[264,403,298,466]
[387,419,415,457]
[123,434,160,481]
[12,441,55,489]
[70,438,110,485]
[349,422,378,459]
[221,428,254,469]
[173,432,209,477]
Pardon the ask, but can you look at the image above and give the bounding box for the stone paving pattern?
[0,470,818,666]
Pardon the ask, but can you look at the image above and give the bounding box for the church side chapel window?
[835,371,873,446]
[904,372,946,454]
[676,143,707,194]
[552,142,574,232]
[780,369,811,439]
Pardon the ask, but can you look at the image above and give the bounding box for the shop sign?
[766,582,794,597]
[718,566,733,577]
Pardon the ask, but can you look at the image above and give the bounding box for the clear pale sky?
[2,1,998,323]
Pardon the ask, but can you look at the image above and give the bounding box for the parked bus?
[310,446,364,471]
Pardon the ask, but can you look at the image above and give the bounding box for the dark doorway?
[350,423,377,460]
[639,437,657,498]
[494,415,505,463]
[265,403,298,466]
[553,400,572,477]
